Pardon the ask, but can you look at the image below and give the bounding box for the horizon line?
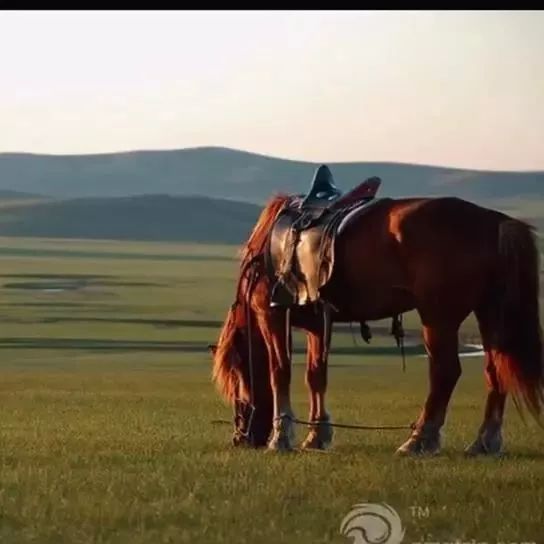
[0,144,542,175]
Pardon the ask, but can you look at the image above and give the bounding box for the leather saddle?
[266,165,382,307]
[300,164,342,208]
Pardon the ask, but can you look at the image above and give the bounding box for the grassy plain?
[0,236,542,544]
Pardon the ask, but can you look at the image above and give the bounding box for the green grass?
[0,236,542,543]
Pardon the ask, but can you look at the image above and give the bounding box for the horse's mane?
[239,193,291,263]
[212,193,291,403]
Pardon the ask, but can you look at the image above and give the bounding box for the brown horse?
[212,192,543,455]
[211,194,338,449]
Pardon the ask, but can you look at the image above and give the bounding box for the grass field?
[0,236,543,544]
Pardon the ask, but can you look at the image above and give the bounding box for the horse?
[212,184,543,456]
[210,194,342,449]
[210,175,387,449]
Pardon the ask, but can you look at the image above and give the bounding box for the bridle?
[220,213,414,444]
[229,251,265,443]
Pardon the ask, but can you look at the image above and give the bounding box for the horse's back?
[330,196,512,320]
[389,197,515,317]
[388,196,508,252]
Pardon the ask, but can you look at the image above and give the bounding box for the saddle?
[300,164,342,208]
[266,165,382,307]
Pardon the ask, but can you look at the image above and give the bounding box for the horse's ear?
[207,344,218,356]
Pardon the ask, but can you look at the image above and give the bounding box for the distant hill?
[0,146,543,204]
[0,195,261,244]
[0,189,42,200]
[0,147,542,244]
[0,192,540,246]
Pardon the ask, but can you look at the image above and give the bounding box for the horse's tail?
[211,306,244,404]
[493,219,544,420]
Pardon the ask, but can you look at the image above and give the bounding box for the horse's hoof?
[301,416,333,450]
[465,433,503,457]
[395,433,441,457]
[301,435,331,450]
[301,430,332,450]
[232,435,248,448]
[268,433,294,452]
[267,413,296,452]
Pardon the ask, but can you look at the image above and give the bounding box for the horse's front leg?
[301,325,333,450]
[256,308,296,451]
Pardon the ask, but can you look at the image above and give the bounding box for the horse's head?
[210,193,291,448]
[211,302,273,447]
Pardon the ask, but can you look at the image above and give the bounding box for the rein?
[221,236,413,442]
[212,416,416,432]
[229,251,263,442]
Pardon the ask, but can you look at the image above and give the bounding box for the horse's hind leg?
[465,355,506,456]
[396,324,462,456]
[465,310,506,456]
[301,327,333,450]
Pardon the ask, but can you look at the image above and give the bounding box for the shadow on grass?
[2,280,165,290]
[0,273,110,279]
[0,336,427,357]
[27,316,224,329]
[0,314,426,348]
[0,338,206,352]
[0,247,237,263]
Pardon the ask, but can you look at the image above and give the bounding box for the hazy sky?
[1,10,543,170]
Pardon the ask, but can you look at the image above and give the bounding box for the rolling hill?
[0,195,261,244]
[0,146,542,244]
[0,190,42,199]
[1,146,543,204]
[0,192,540,245]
